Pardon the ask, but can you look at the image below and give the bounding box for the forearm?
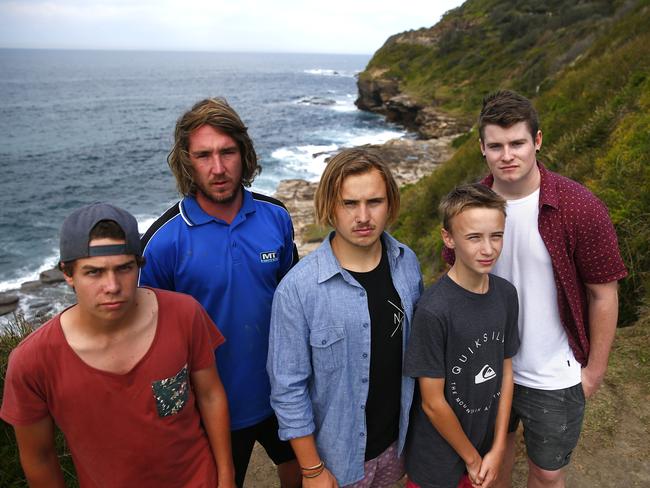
[491,360,514,452]
[423,398,480,467]
[586,286,619,374]
[193,370,235,486]
[14,418,65,488]
[197,391,235,485]
[290,435,322,468]
[289,436,338,487]
[20,451,65,488]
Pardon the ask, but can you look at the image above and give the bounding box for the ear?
[441,227,455,249]
[60,262,75,287]
[534,130,543,152]
[479,138,486,157]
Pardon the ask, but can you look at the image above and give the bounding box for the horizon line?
[0,46,374,57]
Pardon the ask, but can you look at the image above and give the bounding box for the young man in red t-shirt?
[1,203,235,487]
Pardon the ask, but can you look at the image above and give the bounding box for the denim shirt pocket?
[309,327,346,372]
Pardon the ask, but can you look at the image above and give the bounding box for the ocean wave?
[0,215,159,294]
[271,144,338,181]
[304,69,358,78]
[0,251,59,292]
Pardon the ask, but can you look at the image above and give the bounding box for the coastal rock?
[0,293,19,316]
[356,77,470,138]
[355,70,400,114]
[39,268,65,284]
[21,280,43,291]
[274,179,321,257]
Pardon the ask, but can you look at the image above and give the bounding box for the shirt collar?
[316,231,405,284]
[180,187,255,226]
[481,162,559,210]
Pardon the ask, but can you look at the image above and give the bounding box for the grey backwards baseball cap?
[59,202,142,263]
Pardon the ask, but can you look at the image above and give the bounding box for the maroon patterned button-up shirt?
[444,163,627,366]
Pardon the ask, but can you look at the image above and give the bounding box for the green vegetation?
[363,0,631,117]
[1,315,78,487]
[380,0,650,325]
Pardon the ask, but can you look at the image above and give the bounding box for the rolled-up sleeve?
[268,283,315,440]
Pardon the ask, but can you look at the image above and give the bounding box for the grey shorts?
[508,383,585,471]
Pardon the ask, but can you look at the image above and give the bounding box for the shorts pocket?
[309,327,345,372]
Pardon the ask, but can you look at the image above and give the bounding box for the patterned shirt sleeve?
[573,196,628,284]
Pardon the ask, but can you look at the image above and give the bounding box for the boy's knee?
[527,459,565,486]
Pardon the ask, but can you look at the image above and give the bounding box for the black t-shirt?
[348,241,404,461]
[403,274,519,488]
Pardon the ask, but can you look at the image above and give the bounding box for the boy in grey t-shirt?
[404,184,519,488]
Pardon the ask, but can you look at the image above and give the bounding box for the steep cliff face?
[356,0,629,138]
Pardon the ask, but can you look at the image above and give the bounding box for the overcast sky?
[0,0,465,54]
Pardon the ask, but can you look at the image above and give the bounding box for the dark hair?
[314,148,400,227]
[439,183,507,232]
[59,220,145,276]
[478,90,539,141]
[168,97,260,195]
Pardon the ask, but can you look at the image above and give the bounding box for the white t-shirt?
[492,188,581,389]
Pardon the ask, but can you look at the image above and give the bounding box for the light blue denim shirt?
[268,232,423,486]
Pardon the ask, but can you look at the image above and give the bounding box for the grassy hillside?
[376,0,650,325]
[363,0,637,118]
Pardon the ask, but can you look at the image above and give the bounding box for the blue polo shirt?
[140,189,298,430]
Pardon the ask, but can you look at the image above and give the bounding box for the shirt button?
[360,405,365,410]
[362,353,368,358]
[360,291,366,297]
[360,432,365,437]
[321,340,327,345]
[362,323,369,328]
[362,377,368,383]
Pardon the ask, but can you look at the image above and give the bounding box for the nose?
[480,238,495,256]
[103,271,121,294]
[209,153,226,175]
[502,145,515,161]
[356,204,370,224]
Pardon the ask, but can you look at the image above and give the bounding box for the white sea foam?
[0,252,59,292]
[271,144,338,181]
[270,125,405,183]
[304,68,357,78]
[0,215,160,294]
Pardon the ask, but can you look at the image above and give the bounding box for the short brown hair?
[168,98,260,196]
[315,148,400,227]
[478,90,539,141]
[439,183,506,232]
[59,220,145,276]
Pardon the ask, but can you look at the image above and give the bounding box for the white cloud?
[0,0,464,53]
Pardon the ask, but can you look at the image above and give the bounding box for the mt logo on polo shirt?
[260,250,279,263]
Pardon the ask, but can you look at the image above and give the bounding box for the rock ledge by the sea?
[0,292,19,316]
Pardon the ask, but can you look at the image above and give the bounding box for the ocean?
[0,49,403,314]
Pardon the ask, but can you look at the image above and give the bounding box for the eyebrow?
[79,258,136,270]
